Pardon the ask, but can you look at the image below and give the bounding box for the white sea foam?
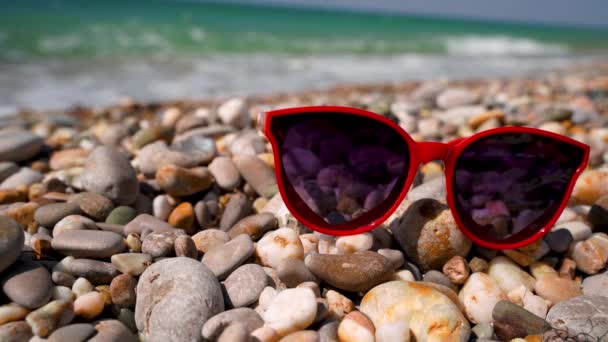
[444,35,569,56]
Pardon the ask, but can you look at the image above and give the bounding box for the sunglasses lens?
[270,112,410,230]
[452,132,585,244]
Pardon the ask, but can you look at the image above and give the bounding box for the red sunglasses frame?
[260,105,590,250]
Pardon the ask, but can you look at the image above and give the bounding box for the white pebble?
[263,287,317,336]
[256,228,304,268]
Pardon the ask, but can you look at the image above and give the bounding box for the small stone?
[471,323,494,339]
[217,323,249,342]
[251,326,280,342]
[570,238,608,274]
[26,299,74,337]
[280,330,320,342]
[227,213,278,240]
[136,257,224,342]
[201,308,264,340]
[125,233,141,252]
[105,206,137,225]
[0,304,29,325]
[192,229,230,254]
[422,270,453,288]
[220,193,253,231]
[588,195,608,231]
[263,287,317,336]
[0,162,18,183]
[335,233,374,254]
[202,234,254,279]
[90,319,137,342]
[0,129,43,162]
[48,323,96,342]
[156,164,213,197]
[318,321,339,342]
[555,221,592,241]
[531,262,581,304]
[53,256,119,285]
[132,126,173,149]
[174,235,197,258]
[544,229,573,253]
[468,257,488,273]
[338,311,375,342]
[233,155,278,198]
[141,231,182,258]
[393,269,416,282]
[110,274,137,308]
[361,281,470,341]
[325,290,353,320]
[443,255,470,285]
[167,202,195,234]
[110,253,152,276]
[68,192,115,221]
[459,272,507,324]
[217,97,250,127]
[0,167,43,189]
[277,257,318,288]
[51,229,125,258]
[209,156,241,191]
[72,277,93,297]
[492,300,550,341]
[34,202,82,228]
[0,216,24,274]
[53,215,97,237]
[80,146,138,205]
[391,198,471,271]
[124,214,176,235]
[256,228,304,269]
[1,260,52,309]
[306,251,393,292]
[487,256,536,293]
[74,291,104,320]
[224,263,269,307]
[0,188,27,204]
[152,195,172,221]
[377,249,404,270]
[0,321,34,342]
[582,274,608,296]
[437,88,478,109]
[572,170,608,205]
[138,141,209,177]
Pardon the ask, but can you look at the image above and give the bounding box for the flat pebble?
[256,228,304,268]
[53,256,119,285]
[487,256,536,293]
[26,298,74,337]
[68,192,115,221]
[492,300,550,341]
[202,234,254,280]
[156,164,213,197]
[209,156,241,191]
[202,307,264,340]
[263,287,317,336]
[219,193,252,231]
[105,206,137,225]
[305,251,393,292]
[80,146,138,205]
[0,321,34,342]
[227,212,278,240]
[1,260,52,309]
[34,202,82,228]
[233,155,278,198]
[124,214,176,235]
[138,141,208,177]
[135,257,224,342]
[0,216,24,274]
[217,323,249,342]
[0,129,43,162]
[224,263,269,307]
[141,230,182,258]
[48,323,96,342]
[192,229,230,254]
[51,229,125,258]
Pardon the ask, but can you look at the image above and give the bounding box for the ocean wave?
[444,35,569,56]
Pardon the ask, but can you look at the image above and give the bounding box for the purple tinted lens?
[271,112,410,227]
[453,132,585,243]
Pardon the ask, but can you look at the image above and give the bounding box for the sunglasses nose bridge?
[417,141,451,163]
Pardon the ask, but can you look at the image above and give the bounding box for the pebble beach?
[1,63,608,342]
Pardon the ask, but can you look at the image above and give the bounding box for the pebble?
[51,229,125,258]
[277,257,318,288]
[152,194,172,221]
[582,273,608,296]
[1,261,52,309]
[34,202,82,228]
[458,272,507,324]
[72,277,94,297]
[570,237,608,274]
[168,202,195,233]
[68,192,115,221]
[471,323,493,340]
[53,215,97,237]
[49,148,89,170]
[251,326,280,342]
[280,330,320,342]
[105,206,137,225]
[487,256,536,293]
[256,228,304,269]
[224,263,269,307]
[338,311,375,342]
[0,167,43,189]
[377,248,405,270]
[156,164,213,197]
[227,212,278,240]
[492,300,550,341]
[0,129,43,162]
[375,322,410,342]
[0,161,18,183]
[90,319,137,342]
[220,193,253,231]
[192,228,230,254]
[124,214,176,235]
[588,194,608,231]
[48,323,96,342]
[26,298,74,337]
[141,231,182,258]
[325,289,353,320]
[202,234,255,280]
[360,281,470,341]
[53,256,119,285]
[110,273,137,308]
[443,255,470,285]
[318,321,339,342]
[0,321,34,342]
[392,198,471,271]
[545,295,608,340]
[135,257,224,342]
[531,262,581,304]
[335,233,374,254]
[174,234,197,258]
[80,146,138,205]
[0,216,24,274]
[0,304,29,326]
[233,155,278,198]
[201,307,264,340]
[217,97,250,127]
[137,141,208,177]
[544,229,573,253]
[555,221,592,241]
[209,156,241,191]
[74,291,105,320]
[217,323,249,342]
[437,88,478,109]
[305,251,393,292]
[263,287,317,336]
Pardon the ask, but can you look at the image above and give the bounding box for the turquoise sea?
[1,0,608,111]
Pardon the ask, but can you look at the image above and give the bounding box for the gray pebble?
[48,323,96,342]
[68,192,115,222]
[224,263,269,307]
[217,323,249,342]
[208,156,241,191]
[202,234,255,280]
[201,307,264,340]
[51,230,125,258]
[34,202,82,228]
[0,216,24,274]
[0,167,43,189]
[219,193,252,231]
[124,214,177,235]
[2,260,52,309]
[0,161,19,182]
[142,230,183,258]
[89,319,138,342]
[277,257,319,288]
[53,256,118,285]
[582,274,608,297]
[0,129,43,162]
[233,155,278,198]
[0,321,34,342]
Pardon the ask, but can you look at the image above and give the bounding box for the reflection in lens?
[271,112,410,227]
[453,132,584,243]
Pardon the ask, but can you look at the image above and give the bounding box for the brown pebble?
[168,202,195,233]
[110,274,137,309]
[174,235,197,259]
[443,255,470,285]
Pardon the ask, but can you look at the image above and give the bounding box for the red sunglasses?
[258,106,590,250]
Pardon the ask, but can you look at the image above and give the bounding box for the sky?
[218,0,608,28]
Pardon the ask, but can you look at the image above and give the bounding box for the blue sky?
[219,0,608,28]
